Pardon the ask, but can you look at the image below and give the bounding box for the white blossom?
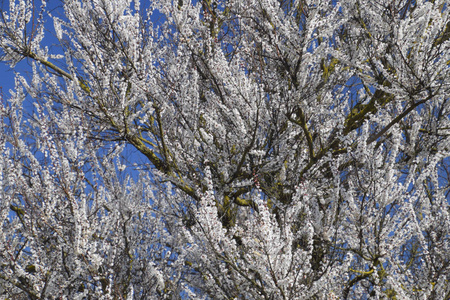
[0,0,449,299]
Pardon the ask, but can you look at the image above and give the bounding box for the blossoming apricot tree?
[1,0,449,298]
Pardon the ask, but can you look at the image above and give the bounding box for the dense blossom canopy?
[1,0,450,299]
